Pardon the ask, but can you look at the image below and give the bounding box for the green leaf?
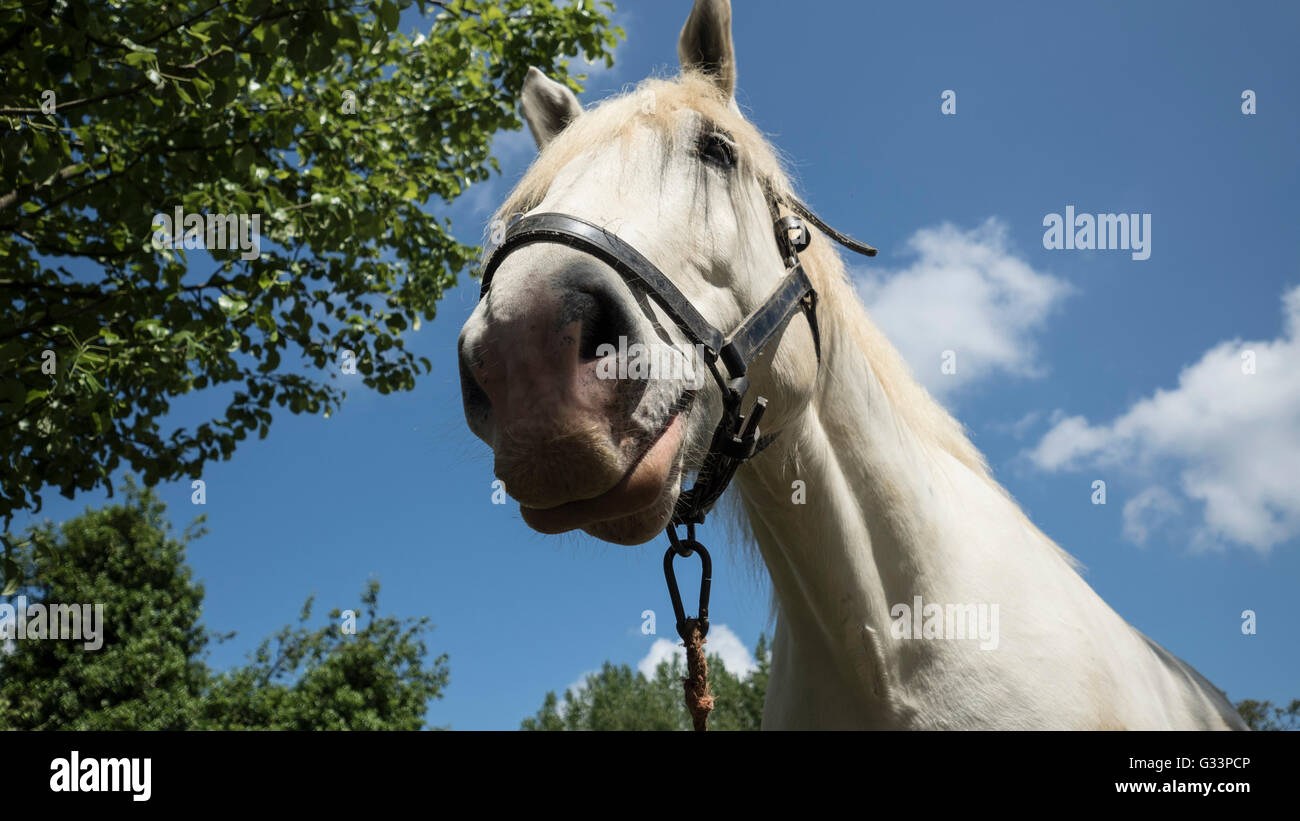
[1,558,18,596]
[217,295,249,315]
[234,144,256,176]
[119,37,155,53]
[379,1,400,31]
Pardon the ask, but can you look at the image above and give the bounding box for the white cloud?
[989,409,1049,441]
[1122,486,1184,547]
[854,218,1072,398]
[1027,284,1300,553]
[637,623,757,679]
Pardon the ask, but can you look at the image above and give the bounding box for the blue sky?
[13,0,1298,728]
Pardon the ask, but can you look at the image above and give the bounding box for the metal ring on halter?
[663,528,711,641]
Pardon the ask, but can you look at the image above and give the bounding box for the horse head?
[458,0,820,545]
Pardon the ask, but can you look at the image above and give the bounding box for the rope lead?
[681,618,714,731]
[664,527,713,731]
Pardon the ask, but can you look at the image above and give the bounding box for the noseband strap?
[480,213,727,356]
[477,196,874,527]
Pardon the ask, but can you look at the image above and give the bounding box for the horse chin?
[517,414,686,545]
[580,466,681,545]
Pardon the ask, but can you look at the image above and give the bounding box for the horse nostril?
[572,286,631,362]
[577,293,621,361]
[458,335,491,424]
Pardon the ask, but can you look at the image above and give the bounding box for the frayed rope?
[682,618,714,732]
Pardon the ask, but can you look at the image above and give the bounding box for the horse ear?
[678,0,736,99]
[521,66,583,149]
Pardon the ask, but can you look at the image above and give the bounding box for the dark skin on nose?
[466,260,636,421]
[471,283,623,442]
[477,317,588,434]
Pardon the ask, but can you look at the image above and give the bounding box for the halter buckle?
[775,215,810,265]
[721,396,766,460]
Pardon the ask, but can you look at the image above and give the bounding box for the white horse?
[458,0,1245,730]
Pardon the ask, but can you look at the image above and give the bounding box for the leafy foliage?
[1236,698,1300,731]
[0,0,623,522]
[521,634,771,731]
[0,480,208,728]
[0,481,448,729]
[199,580,447,730]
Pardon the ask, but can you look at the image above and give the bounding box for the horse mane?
[490,71,1075,566]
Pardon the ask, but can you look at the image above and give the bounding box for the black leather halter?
[477,192,877,532]
[478,191,876,650]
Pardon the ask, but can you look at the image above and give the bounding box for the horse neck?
[732,289,1014,711]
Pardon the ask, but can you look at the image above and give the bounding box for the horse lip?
[527,409,680,512]
[522,388,690,512]
[518,412,685,532]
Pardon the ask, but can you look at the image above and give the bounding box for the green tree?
[522,634,772,731]
[0,481,447,729]
[0,480,206,728]
[1236,698,1300,731]
[198,580,447,730]
[0,0,623,523]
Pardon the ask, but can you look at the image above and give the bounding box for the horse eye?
[698,132,736,168]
